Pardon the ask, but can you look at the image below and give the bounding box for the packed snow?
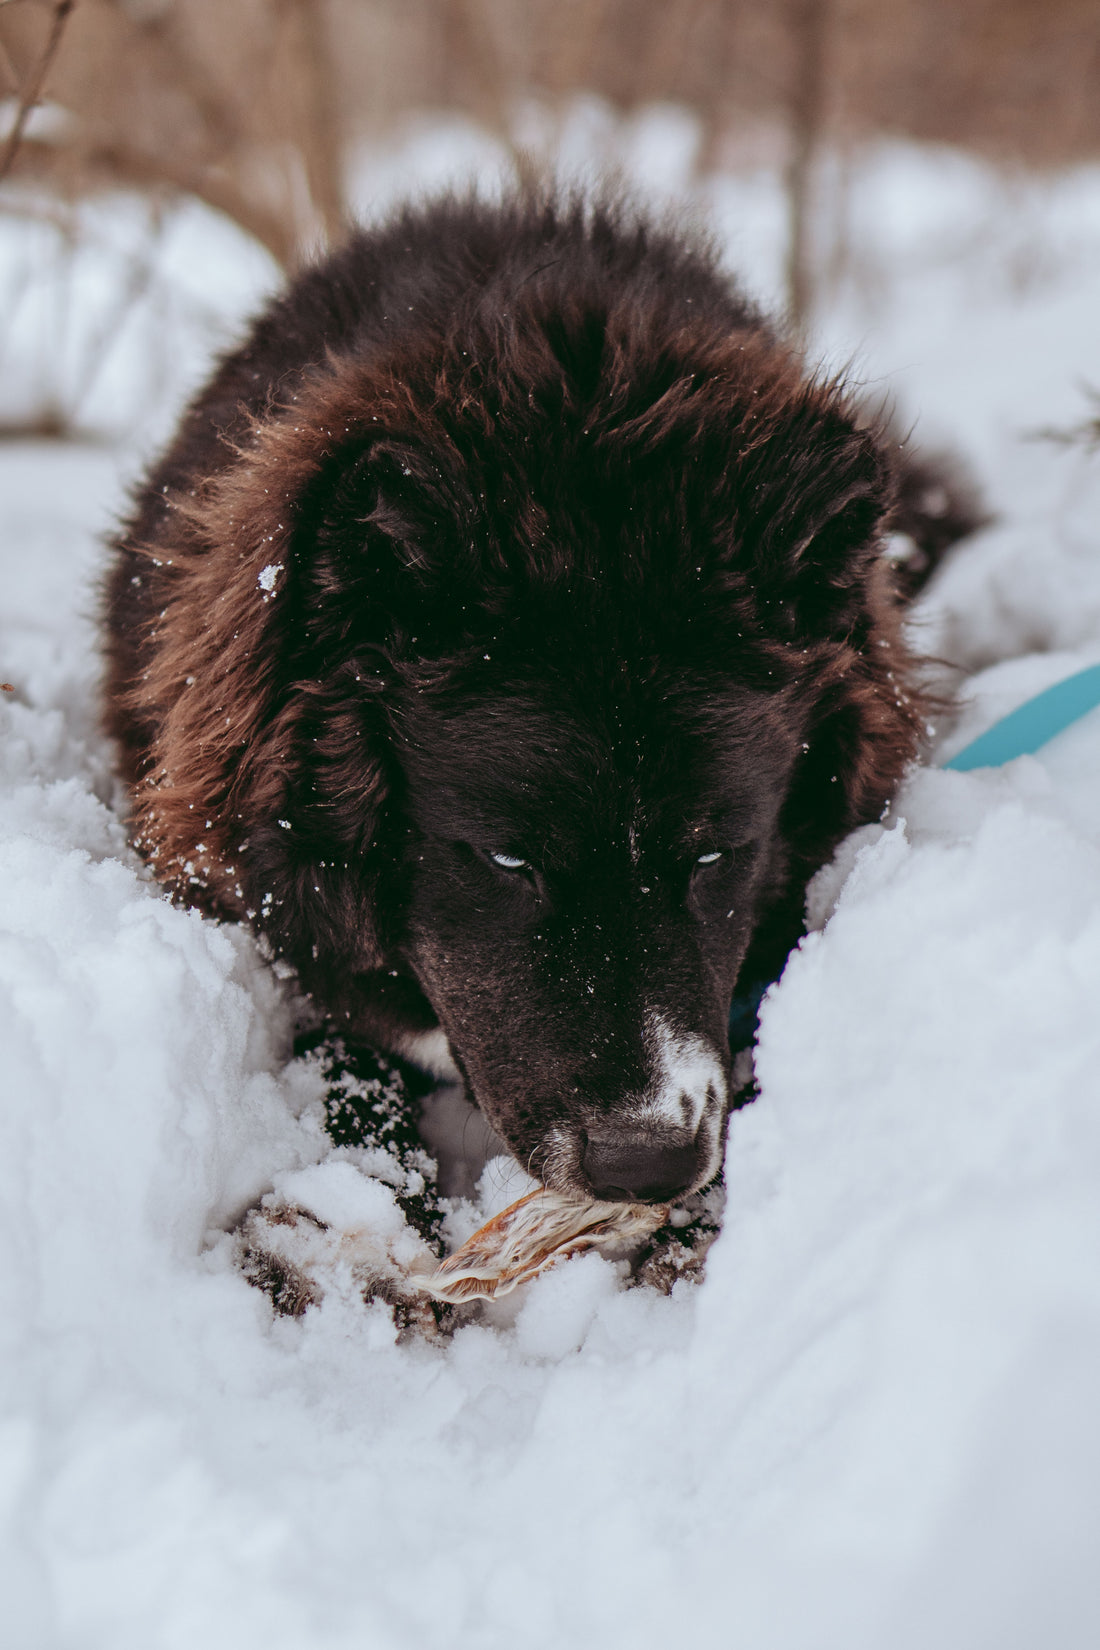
[3,121,1100,1648]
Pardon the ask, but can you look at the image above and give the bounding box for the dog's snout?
[582,1130,700,1204]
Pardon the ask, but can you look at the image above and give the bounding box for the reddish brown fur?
[103,193,969,1203]
[110,329,919,933]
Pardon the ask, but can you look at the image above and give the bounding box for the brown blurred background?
[2,0,1098,430]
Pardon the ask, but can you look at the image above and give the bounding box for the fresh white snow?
[3,128,1100,1648]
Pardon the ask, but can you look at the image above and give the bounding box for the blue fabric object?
[943,662,1100,772]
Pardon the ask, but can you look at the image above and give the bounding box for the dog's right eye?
[489,851,529,872]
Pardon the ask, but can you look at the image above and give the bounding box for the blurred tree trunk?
[784,0,831,330]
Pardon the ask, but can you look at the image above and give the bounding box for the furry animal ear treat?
[415,1190,671,1303]
[236,1175,671,1324]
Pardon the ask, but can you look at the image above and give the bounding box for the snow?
[4,126,1100,1648]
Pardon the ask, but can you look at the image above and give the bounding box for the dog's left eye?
[489,851,529,872]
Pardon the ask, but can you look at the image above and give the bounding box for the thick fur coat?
[104,193,954,1205]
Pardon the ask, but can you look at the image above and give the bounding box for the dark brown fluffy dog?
[104,192,967,1208]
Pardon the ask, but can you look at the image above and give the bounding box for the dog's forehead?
[394,669,796,844]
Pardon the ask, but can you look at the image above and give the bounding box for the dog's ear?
[228,671,393,974]
[300,431,479,645]
[127,420,424,976]
[131,622,394,974]
[234,432,461,972]
[245,427,480,972]
[739,407,894,637]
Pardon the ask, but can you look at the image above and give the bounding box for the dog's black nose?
[582,1132,699,1203]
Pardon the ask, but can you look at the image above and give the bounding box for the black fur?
[103,192,974,1208]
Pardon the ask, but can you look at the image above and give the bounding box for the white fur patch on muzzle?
[633,1011,727,1131]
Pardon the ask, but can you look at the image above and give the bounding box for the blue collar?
[943,662,1100,771]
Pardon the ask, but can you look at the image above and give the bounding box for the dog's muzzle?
[581,1126,708,1203]
[573,1014,728,1201]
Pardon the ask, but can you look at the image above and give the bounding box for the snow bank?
[3,139,1100,1648]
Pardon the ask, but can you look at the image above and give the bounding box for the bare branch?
[0,24,21,96]
[0,0,75,186]
[65,132,297,268]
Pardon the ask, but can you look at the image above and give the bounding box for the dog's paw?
[234,1038,462,1335]
[235,1163,451,1338]
[629,1180,727,1294]
[296,1035,449,1243]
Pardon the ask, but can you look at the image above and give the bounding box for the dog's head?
[385,651,801,1200]
[140,288,925,1202]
